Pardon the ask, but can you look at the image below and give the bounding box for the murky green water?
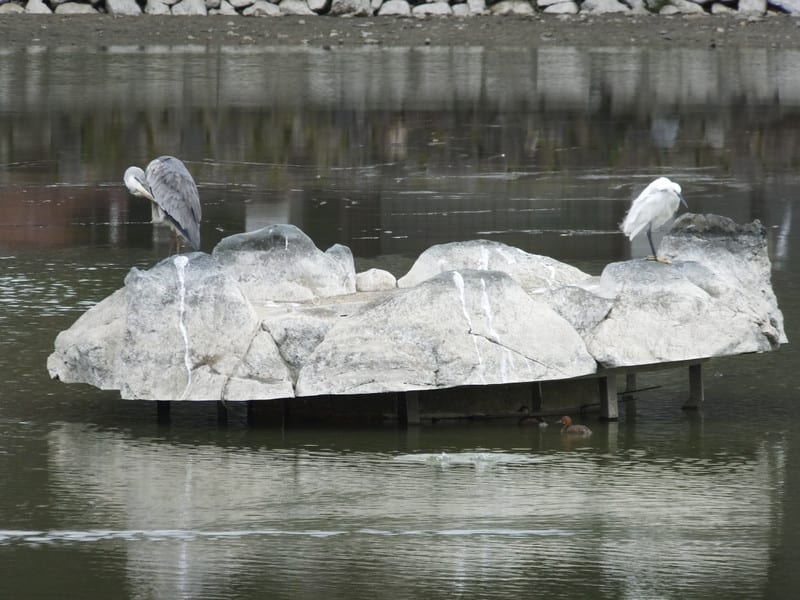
[1,45,799,599]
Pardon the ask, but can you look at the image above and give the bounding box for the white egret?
[621,176,687,263]
[124,156,202,252]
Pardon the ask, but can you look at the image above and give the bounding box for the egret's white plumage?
[124,156,201,252]
[621,177,687,261]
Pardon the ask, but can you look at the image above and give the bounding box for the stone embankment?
[47,215,786,402]
[1,0,798,17]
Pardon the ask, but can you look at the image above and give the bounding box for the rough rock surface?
[296,270,597,395]
[212,224,356,303]
[397,239,590,292]
[584,214,785,367]
[48,215,786,402]
[356,268,397,292]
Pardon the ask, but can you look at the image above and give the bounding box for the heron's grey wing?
[145,156,202,251]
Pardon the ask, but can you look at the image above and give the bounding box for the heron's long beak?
[679,193,688,209]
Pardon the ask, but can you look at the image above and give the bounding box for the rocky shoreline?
[1,0,799,16]
[0,12,798,50]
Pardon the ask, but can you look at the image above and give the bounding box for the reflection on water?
[1,45,800,599]
[0,422,784,599]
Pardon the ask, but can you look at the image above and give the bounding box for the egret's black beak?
[679,193,688,209]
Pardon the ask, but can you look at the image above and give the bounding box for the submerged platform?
[47,214,786,422]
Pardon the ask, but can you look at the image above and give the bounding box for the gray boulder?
[489,0,535,14]
[54,3,98,12]
[25,0,52,12]
[328,0,372,14]
[738,0,766,13]
[243,0,280,14]
[0,1,24,11]
[120,254,291,401]
[581,0,630,12]
[106,0,142,14]
[171,0,208,13]
[769,0,800,13]
[47,289,126,390]
[295,270,597,396]
[398,239,590,293]
[212,224,356,303]
[145,0,172,13]
[584,214,786,367]
[356,268,397,292]
[377,0,411,14]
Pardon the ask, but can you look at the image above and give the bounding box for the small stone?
[145,0,171,13]
[243,0,281,13]
[356,269,397,292]
[543,0,578,13]
[377,0,410,14]
[280,0,315,12]
[0,1,24,12]
[411,0,451,14]
[106,0,142,14]
[489,0,534,14]
[738,0,766,13]
[54,2,99,13]
[25,0,52,12]
[213,0,239,13]
[581,0,629,12]
[659,0,705,13]
[328,0,372,15]
[171,0,208,13]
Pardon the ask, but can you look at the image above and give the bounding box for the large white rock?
[543,0,578,12]
[25,0,52,12]
[296,270,597,396]
[659,0,705,13]
[769,0,800,13]
[466,0,487,12]
[48,218,786,404]
[171,0,208,13]
[584,215,786,367]
[411,0,452,13]
[54,2,99,13]
[356,268,397,292]
[48,289,127,390]
[738,0,766,13]
[243,0,281,14]
[398,239,590,293]
[210,0,238,13]
[212,224,356,303]
[489,0,535,14]
[145,0,171,13]
[279,0,315,13]
[377,0,411,14]
[0,2,24,13]
[328,0,372,14]
[710,2,736,12]
[106,0,142,14]
[581,0,630,12]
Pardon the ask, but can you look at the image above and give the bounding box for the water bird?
[517,406,547,427]
[559,415,592,436]
[124,156,202,252]
[621,177,687,263]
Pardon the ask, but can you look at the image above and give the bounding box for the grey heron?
[124,156,201,252]
[621,176,687,263]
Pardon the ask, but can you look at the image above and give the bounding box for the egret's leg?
[646,225,671,264]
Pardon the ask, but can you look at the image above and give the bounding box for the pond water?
[1,45,799,599]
